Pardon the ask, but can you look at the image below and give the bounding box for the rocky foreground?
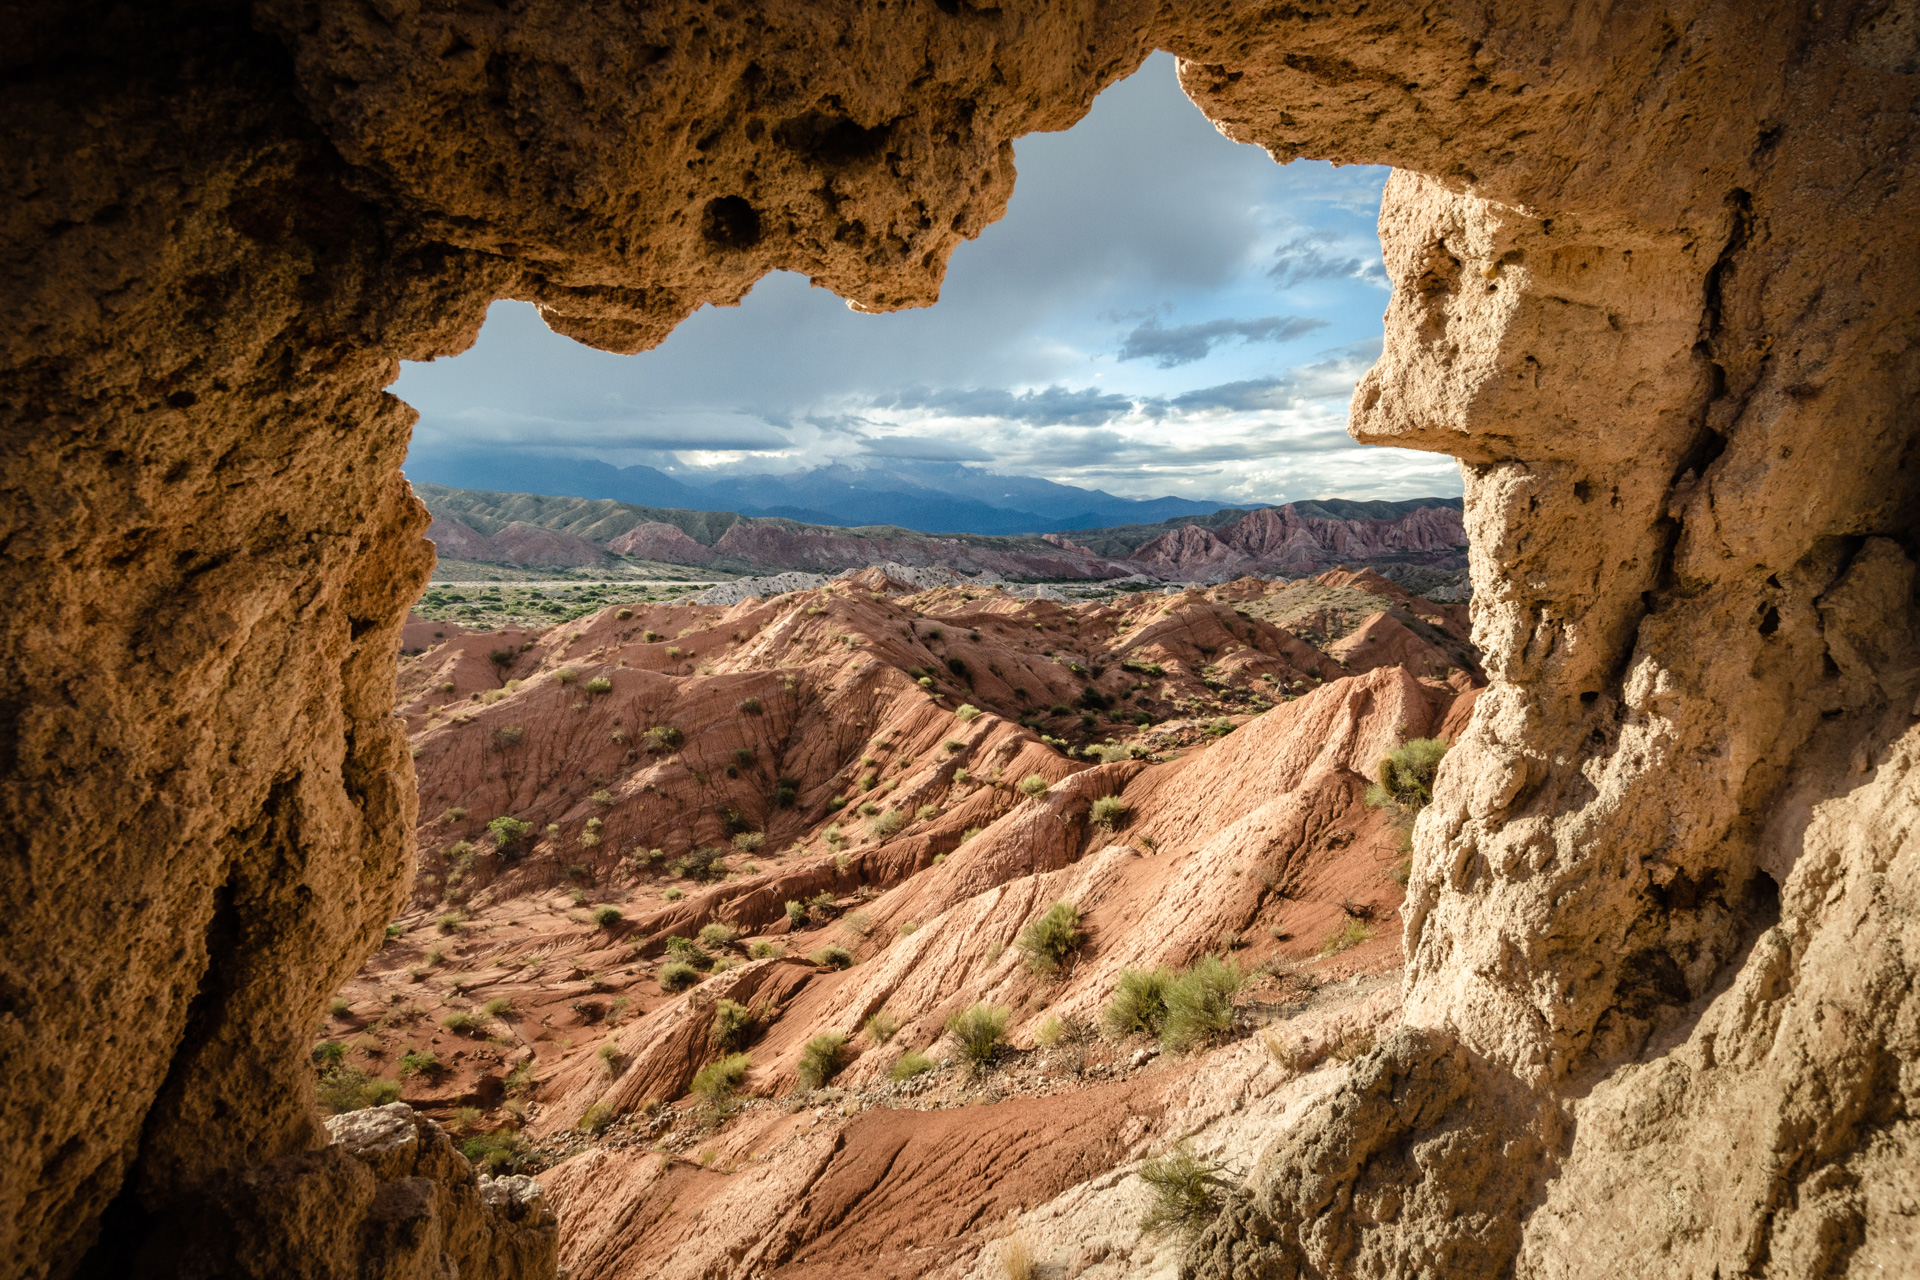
[320,567,1480,1277]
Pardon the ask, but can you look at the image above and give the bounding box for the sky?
[394,53,1462,508]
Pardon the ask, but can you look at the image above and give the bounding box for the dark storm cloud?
[1117,314,1328,368]
[1268,231,1388,289]
[859,436,996,461]
[878,385,1138,426]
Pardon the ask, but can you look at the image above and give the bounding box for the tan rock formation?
[3,2,1913,1279]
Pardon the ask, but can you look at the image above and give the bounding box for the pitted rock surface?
[2,2,1915,1279]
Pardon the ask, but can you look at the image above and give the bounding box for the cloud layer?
[395,54,1458,507]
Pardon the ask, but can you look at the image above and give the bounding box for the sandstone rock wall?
[2,2,1913,1278]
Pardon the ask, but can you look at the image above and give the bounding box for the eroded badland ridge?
[338,566,1477,1278]
[4,3,1917,1279]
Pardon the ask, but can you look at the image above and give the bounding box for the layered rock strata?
[2,2,1914,1279]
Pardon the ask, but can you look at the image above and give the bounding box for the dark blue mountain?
[402,449,1236,536]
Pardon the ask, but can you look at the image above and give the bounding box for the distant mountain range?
[415,482,1467,587]
[403,450,1234,535]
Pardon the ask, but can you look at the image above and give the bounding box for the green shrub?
[691,1051,752,1101]
[1016,900,1084,976]
[593,905,623,929]
[865,1010,900,1044]
[659,961,701,992]
[699,921,740,948]
[739,696,763,714]
[867,809,905,839]
[670,846,726,881]
[461,1128,528,1173]
[749,940,781,959]
[888,1050,936,1081]
[1017,774,1051,799]
[1034,1014,1067,1047]
[784,899,808,929]
[798,1032,848,1088]
[311,1038,348,1067]
[710,998,755,1051]
[665,935,714,969]
[398,1049,440,1078]
[555,668,578,685]
[1160,954,1244,1052]
[732,831,764,852]
[915,804,939,822]
[482,997,513,1019]
[1319,917,1373,957]
[1103,966,1173,1038]
[1137,1142,1234,1239]
[442,1010,483,1034]
[662,886,684,902]
[437,910,468,935]
[579,1102,616,1134]
[958,827,982,844]
[954,703,982,722]
[809,945,853,970]
[488,816,534,857]
[1366,737,1449,813]
[946,1002,1010,1070]
[646,725,684,753]
[857,800,880,817]
[1088,795,1128,827]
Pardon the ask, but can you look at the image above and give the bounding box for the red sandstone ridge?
[708,522,1129,578]
[1129,503,1466,580]
[322,573,1480,1279]
[428,516,608,569]
[606,521,715,564]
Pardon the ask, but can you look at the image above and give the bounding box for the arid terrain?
[323,565,1480,1277]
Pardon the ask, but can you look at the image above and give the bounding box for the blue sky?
[395,53,1461,508]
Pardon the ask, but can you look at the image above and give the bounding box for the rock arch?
[2,2,1914,1277]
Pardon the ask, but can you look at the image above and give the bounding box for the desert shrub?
[643,629,662,642]
[665,935,714,968]
[732,832,764,853]
[579,1103,616,1134]
[615,607,633,619]
[482,997,513,1019]
[857,800,880,817]
[1016,900,1084,975]
[797,1032,848,1088]
[489,649,515,669]
[461,1128,527,1173]
[1389,855,1414,887]
[329,997,352,1018]
[593,905,623,929]
[1082,742,1144,765]
[698,921,739,948]
[555,668,578,685]
[992,1233,1035,1280]
[710,999,755,1051]
[946,656,970,679]
[1017,774,1051,799]
[858,771,878,792]
[1160,954,1244,1052]
[958,827,982,845]
[1103,967,1173,1038]
[398,1049,440,1078]
[898,921,918,936]
[823,823,846,850]
[915,804,939,822]
[311,1038,348,1067]
[867,809,904,839]
[658,961,701,992]
[784,899,808,929]
[442,1010,484,1034]
[1366,737,1449,813]
[888,1051,935,1081]
[646,725,684,753]
[597,1041,623,1076]
[947,1002,1011,1070]
[491,724,527,748]
[809,945,853,970]
[954,703,982,722]
[749,940,782,959]
[917,676,934,689]
[1319,917,1373,956]
[1088,795,1128,827]
[1204,718,1235,737]
[865,1010,900,1044]
[591,788,615,806]
[670,846,727,881]
[316,1067,401,1114]
[1034,1014,1068,1047]
[661,887,684,902]
[738,695,763,715]
[1137,1142,1234,1239]
[488,816,534,857]
[584,676,611,695]
[691,1051,752,1101]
